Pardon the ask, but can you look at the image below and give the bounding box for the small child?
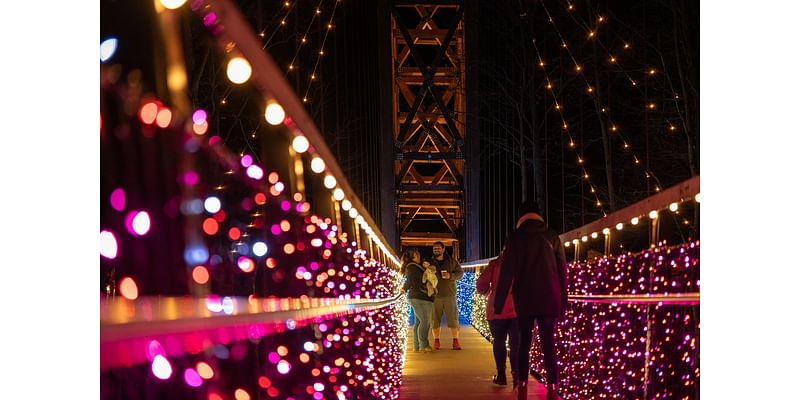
[421,259,438,297]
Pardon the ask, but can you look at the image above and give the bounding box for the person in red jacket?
[494,200,568,399]
[476,250,519,387]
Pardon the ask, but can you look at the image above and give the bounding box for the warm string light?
[286,0,326,79]
[533,42,606,215]
[554,2,686,137]
[302,0,339,104]
[261,1,297,50]
[537,4,663,191]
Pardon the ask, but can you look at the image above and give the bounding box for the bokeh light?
[310,157,325,173]
[247,165,264,180]
[139,102,158,124]
[99,230,118,259]
[119,277,138,300]
[159,0,187,9]
[151,355,172,379]
[253,242,268,257]
[100,37,118,63]
[156,108,172,128]
[292,136,310,153]
[226,57,252,84]
[192,266,210,284]
[264,102,285,125]
[204,196,222,213]
[184,368,203,387]
[196,362,214,380]
[125,211,151,236]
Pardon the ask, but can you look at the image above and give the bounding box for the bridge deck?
[400,324,563,399]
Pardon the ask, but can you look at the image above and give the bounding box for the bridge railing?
[101,1,408,399]
[461,180,700,399]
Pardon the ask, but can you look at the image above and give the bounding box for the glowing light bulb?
[616,223,624,230]
[591,232,598,239]
[572,239,579,245]
[631,217,639,225]
[151,354,173,379]
[226,57,252,84]
[204,196,221,213]
[311,157,325,173]
[669,202,679,212]
[160,0,187,10]
[120,277,138,300]
[602,228,610,235]
[649,210,658,219]
[564,241,570,247]
[333,188,345,201]
[348,208,358,219]
[581,235,588,242]
[264,102,285,125]
[341,200,352,211]
[695,193,701,203]
[292,136,310,153]
[100,37,118,63]
[324,175,337,189]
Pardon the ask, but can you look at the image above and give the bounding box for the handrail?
[460,257,495,270]
[559,175,699,244]
[568,292,699,305]
[100,294,404,369]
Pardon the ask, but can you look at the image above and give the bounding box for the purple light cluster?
[101,66,406,398]
[525,241,700,399]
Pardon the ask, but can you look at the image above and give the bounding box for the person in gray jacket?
[430,241,465,350]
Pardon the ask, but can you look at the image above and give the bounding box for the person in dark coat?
[401,247,435,353]
[494,200,568,399]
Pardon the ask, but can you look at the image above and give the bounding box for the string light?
[264,101,285,125]
[226,57,252,84]
[303,0,340,105]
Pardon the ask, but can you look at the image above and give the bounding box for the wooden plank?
[399,325,562,399]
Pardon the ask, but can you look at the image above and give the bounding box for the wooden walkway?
[399,325,563,399]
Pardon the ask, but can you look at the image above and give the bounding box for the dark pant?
[517,316,558,385]
[488,318,519,375]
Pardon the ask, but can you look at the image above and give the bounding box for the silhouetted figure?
[495,200,568,399]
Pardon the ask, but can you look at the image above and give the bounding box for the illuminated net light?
[155,108,172,128]
[204,196,221,213]
[292,135,310,153]
[631,217,640,225]
[333,188,345,201]
[323,175,337,189]
[602,227,611,235]
[341,199,352,211]
[139,102,158,124]
[669,202,679,212]
[649,210,659,219]
[247,165,264,180]
[265,102,285,125]
[192,266,209,284]
[348,208,358,219]
[151,355,173,379]
[100,230,118,259]
[100,37,118,63]
[159,0,187,9]
[196,362,214,380]
[119,277,138,300]
[311,157,325,173]
[616,222,624,230]
[226,57,252,84]
[234,389,251,400]
[253,241,268,257]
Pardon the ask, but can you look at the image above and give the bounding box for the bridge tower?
[389,0,467,259]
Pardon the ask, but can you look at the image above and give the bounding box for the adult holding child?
[401,247,435,353]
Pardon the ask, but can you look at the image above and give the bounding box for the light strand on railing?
[286,0,325,76]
